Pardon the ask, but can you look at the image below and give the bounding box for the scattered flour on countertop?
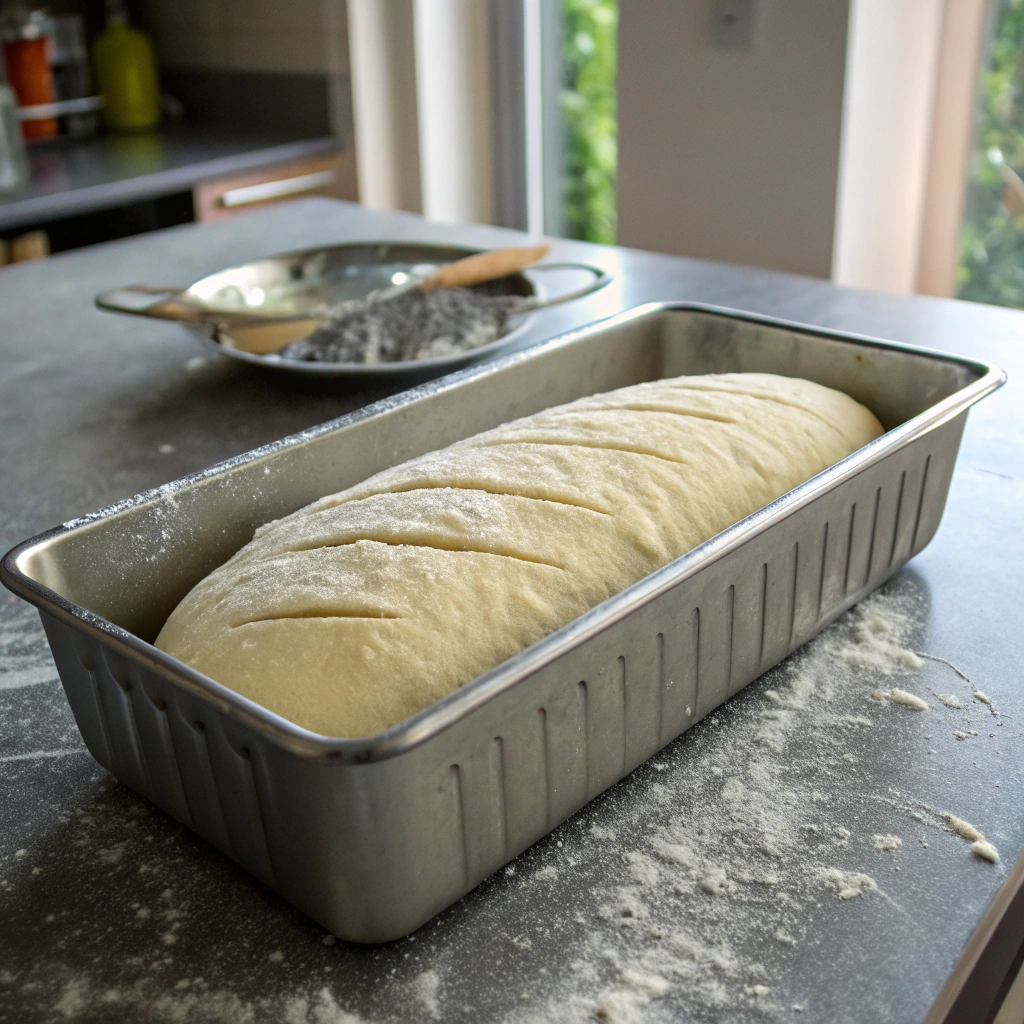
[43,975,376,1024]
[944,814,1001,864]
[868,687,929,711]
[820,869,878,900]
[593,969,672,1024]
[872,835,902,852]
[497,587,938,1023]
[971,840,1000,864]
[945,815,983,842]
[888,689,929,711]
[837,614,924,673]
[410,970,442,1020]
[916,655,1005,714]
[916,652,974,682]
[8,582,1008,1024]
[53,978,89,1017]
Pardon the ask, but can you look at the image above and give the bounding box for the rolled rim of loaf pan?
[1,302,1007,764]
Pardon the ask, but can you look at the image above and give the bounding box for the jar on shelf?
[92,0,161,132]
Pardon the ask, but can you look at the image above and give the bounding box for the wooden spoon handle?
[420,243,550,291]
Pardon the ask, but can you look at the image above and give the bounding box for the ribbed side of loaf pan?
[1,303,1005,942]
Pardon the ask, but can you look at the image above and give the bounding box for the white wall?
[616,0,850,279]
[142,0,337,75]
[347,0,495,224]
[413,0,495,225]
[347,0,423,212]
[832,0,945,293]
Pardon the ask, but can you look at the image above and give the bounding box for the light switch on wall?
[710,0,760,47]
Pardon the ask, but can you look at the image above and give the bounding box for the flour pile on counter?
[945,814,1001,863]
[871,834,903,851]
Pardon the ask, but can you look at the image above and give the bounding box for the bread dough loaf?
[156,373,883,738]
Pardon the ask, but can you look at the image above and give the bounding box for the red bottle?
[1,13,58,141]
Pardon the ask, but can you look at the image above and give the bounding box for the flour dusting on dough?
[156,373,884,738]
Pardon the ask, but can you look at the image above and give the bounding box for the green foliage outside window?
[957,0,1024,307]
[558,0,617,244]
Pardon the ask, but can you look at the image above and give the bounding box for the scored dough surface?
[156,373,883,738]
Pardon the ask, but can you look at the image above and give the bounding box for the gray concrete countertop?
[0,128,340,231]
[1,198,1023,1024]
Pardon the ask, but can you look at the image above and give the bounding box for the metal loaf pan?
[1,304,1005,943]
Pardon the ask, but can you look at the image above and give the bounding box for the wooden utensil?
[418,244,550,291]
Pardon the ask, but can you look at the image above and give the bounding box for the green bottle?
[93,0,161,132]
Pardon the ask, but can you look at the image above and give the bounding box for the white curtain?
[346,0,496,224]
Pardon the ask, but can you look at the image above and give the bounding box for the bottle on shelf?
[1,8,58,141]
[92,0,161,132]
[51,14,98,137]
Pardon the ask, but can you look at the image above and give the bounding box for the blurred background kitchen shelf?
[3,0,1023,308]
[0,0,356,260]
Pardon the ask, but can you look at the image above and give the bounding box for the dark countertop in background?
[1,198,1023,1024]
[0,126,340,231]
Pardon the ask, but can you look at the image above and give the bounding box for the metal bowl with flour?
[95,241,612,384]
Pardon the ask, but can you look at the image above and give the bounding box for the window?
[539,0,618,244]
[958,0,1024,307]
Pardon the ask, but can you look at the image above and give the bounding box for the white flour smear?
[11,971,378,1024]
[888,689,929,711]
[945,815,983,842]
[871,835,902,852]
[410,970,442,1020]
[971,839,1000,864]
[944,814,1001,863]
